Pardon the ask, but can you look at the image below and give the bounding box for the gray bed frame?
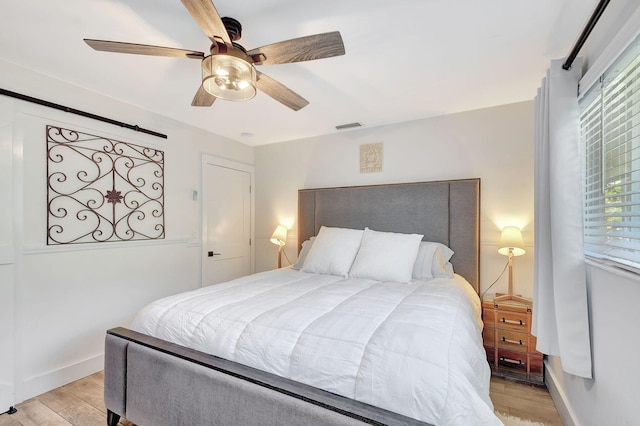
[104,178,480,426]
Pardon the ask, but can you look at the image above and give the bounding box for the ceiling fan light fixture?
[202,54,256,101]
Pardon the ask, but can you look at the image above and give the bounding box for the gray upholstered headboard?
[298,178,480,293]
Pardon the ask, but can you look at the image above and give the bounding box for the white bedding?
[131,268,501,426]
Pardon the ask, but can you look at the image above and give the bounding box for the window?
[580,32,640,270]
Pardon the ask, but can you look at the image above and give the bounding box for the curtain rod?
[0,88,167,139]
[563,0,611,70]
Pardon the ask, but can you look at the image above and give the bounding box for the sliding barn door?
[0,98,15,412]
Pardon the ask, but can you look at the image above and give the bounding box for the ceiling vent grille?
[335,122,363,130]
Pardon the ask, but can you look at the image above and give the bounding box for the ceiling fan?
[84,0,345,111]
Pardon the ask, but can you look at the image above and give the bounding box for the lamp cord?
[282,248,293,266]
[481,258,510,300]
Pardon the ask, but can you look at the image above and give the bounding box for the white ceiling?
[1,0,599,146]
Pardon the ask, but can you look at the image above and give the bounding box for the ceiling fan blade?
[192,85,216,107]
[180,0,231,45]
[84,39,204,59]
[256,71,309,111]
[248,31,345,65]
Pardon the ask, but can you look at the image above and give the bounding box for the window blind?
[580,32,640,270]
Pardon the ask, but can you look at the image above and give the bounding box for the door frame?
[201,155,255,287]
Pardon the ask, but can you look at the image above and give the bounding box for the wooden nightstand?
[482,293,544,384]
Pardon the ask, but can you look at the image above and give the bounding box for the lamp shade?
[498,226,526,257]
[202,54,256,101]
[270,225,287,246]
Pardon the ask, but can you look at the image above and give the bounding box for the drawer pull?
[501,318,524,326]
[499,356,523,366]
[501,337,523,345]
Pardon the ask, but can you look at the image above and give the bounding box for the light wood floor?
[490,376,563,425]
[0,372,562,425]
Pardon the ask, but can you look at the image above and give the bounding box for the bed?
[104,178,501,426]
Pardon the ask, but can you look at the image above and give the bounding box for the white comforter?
[131,268,501,426]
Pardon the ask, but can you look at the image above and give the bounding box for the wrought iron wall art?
[47,125,165,244]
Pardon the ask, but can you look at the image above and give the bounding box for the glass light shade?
[202,54,256,101]
[270,225,287,246]
[498,226,526,257]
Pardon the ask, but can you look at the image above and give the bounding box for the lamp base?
[494,292,531,306]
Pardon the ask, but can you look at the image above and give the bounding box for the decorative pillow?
[433,246,455,277]
[412,241,455,280]
[349,228,423,282]
[301,227,364,276]
[292,237,315,270]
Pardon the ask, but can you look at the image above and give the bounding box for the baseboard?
[544,359,577,426]
[16,354,104,403]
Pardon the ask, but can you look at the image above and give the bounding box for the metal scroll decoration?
[47,125,165,244]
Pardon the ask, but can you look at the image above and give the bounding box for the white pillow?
[301,227,364,276]
[433,247,455,277]
[349,228,423,282]
[412,241,455,280]
[292,237,315,270]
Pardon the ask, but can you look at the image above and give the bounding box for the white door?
[202,157,253,286]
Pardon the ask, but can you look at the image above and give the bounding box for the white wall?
[254,101,535,298]
[0,60,253,406]
[546,265,640,426]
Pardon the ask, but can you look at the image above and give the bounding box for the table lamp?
[494,226,529,304]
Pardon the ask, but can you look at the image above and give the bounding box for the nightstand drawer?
[496,329,528,352]
[495,311,530,332]
[496,348,544,380]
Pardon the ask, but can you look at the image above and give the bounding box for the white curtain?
[532,58,592,379]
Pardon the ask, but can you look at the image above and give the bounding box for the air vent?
[335,122,363,130]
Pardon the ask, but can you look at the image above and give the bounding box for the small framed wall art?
[360,142,383,173]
